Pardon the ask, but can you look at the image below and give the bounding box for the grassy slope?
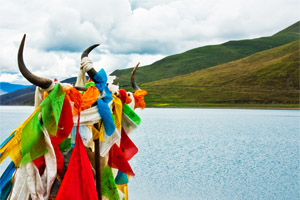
[141,40,299,108]
[112,21,300,88]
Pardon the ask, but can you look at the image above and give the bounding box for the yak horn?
[131,62,141,91]
[81,44,100,79]
[18,34,53,89]
[81,44,100,59]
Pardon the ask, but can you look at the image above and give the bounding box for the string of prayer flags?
[33,96,74,176]
[108,144,135,176]
[101,165,120,200]
[120,128,138,161]
[56,132,98,200]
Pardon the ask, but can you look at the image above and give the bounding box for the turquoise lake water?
[1,106,299,199]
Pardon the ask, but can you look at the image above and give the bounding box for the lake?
[0,106,299,199]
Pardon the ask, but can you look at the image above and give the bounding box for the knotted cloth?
[93,69,115,136]
[133,90,148,109]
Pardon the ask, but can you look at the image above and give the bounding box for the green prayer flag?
[40,83,66,136]
[58,138,71,152]
[20,109,47,165]
[123,104,141,125]
[101,166,120,200]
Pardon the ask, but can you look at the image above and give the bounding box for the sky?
[0,0,299,85]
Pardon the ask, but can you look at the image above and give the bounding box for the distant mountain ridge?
[0,77,78,105]
[112,21,300,87]
[0,82,30,95]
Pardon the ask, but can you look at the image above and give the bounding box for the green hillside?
[141,40,299,107]
[112,21,300,88]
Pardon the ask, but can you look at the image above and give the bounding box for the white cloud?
[0,73,28,85]
[0,0,299,84]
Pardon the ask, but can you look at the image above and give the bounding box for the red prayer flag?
[118,89,132,104]
[120,128,138,161]
[108,144,135,176]
[56,132,98,200]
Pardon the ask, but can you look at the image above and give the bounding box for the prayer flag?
[119,89,132,104]
[40,83,66,136]
[108,144,135,176]
[0,106,47,166]
[120,129,138,161]
[101,165,120,200]
[133,90,147,109]
[0,161,15,200]
[115,170,129,185]
[56,132,98,200]
[113,95,123,131]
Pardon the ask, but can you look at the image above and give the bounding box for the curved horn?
[131,62,141,91]
[81,44,100,79]
[81,44,100,59]
[18,34,53,89]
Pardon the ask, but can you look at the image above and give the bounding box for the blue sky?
[0,0,299,85]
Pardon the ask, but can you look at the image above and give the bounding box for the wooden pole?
[94,121,102,200]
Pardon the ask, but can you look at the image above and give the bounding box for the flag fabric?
[40,83,66,136]
[123,104,141,125]
[93,68,116,136]
[133,90,147,109]
[0,161,15,200]
[118,89,132,105]
[0,83,68,167]
[55,132,98,200]
[0,106,46,167]
[9,125,57,200]
[115,170,129,185]
[100,129,120,157]
[97,99,115,136]
[101,165,120,200]
[113,95,123,131]
[108,144,135,176]
[33,94,74,176]
[120,129,138,161]
[122,104,141,134]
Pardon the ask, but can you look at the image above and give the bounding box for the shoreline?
[147,103,300,110]
[1,104,299,110]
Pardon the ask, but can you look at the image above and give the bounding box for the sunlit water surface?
[1,106,299,199]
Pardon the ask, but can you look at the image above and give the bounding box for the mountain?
[0,82,30,95]
[1,22,299,107]
[0,77,78,105]
[141,40,299,107]
[112,21,300,88]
